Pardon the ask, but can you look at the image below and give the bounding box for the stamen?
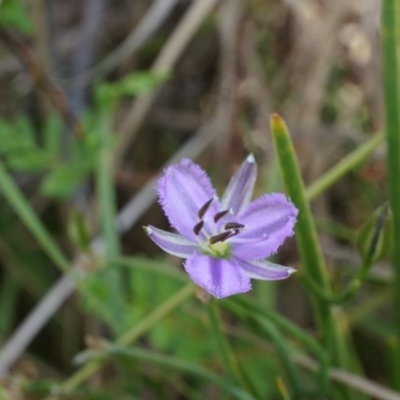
[198,197,214,219]
[193,220,204,235]
[224,222,245,231]
[209,229,241,244]
[214,209,230,223]
[209,231,234,244]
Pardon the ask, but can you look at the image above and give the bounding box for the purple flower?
[143,155,298,299]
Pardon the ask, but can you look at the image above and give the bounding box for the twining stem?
[207,299,255,396]
[382,0,400,390]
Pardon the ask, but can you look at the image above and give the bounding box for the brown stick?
[0,29,84,140]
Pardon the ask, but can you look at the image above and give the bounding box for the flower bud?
[356,203,393,264]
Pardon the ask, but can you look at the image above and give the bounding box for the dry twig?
[114,0,219,165]
[0,29,83,139]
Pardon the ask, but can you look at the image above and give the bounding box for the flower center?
[193,198,245,258]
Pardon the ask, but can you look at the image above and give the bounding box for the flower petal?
[236,258,296,280]
[157,159,219,240]
[231,193,298,260]
[184,254,251,298]
[144,225,199,258]
[221,154,257,214]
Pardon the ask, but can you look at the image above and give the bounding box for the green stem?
[314,217,357,242]
[271,115,357,400]
[298,259,371,305]
[96,112,124,332]
[110,256,187,282]
[207,299,255,396]
[347,289,392,325]
[0,160,71,274]
[271,115,331,344]
[276,376,292,400]
[0,274,19,335]
[87,345,257,400]
[302,202,389,304]
[382,0,400,391]
[97,114,120,263]
[306,133,384,201]
[256,317,303,397]
[0,160,121,326]
[230,297,329,397]
[57,282,195,393]
[231,297,327,365]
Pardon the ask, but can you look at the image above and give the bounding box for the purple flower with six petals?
[143,155,298,299]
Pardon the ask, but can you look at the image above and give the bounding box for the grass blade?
[382,0,400,390]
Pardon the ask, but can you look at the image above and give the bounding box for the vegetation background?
[0,0,399,399]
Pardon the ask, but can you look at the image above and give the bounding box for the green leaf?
[0,120,21,153]
[6,149,51,171]
[115,71,170,96]
[0,0,32,32]
[0,116,36,154]
[82,276,109,302]
[71,128,105,166]
[94,71,170,108]
[40,164,89,198]
[67,209,91,252]
[43,114,63,156]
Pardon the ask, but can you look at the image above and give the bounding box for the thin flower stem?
[207,299,255,397]
[256,317,303,396]
[110,256,188,282]
[387,337,400,389]
[0,160,116,326]
[276,376,292,400]
[305,132,384,202]
[347,289,392,326]
[314,217,357,242]
[75,345,257,400]
[0,160,71,274]
[229,297,329,397]
[231,297,328,372]
[298,259,372,305]
[382,0,400,390]
[96,112,124,332]
[55,282,196,394]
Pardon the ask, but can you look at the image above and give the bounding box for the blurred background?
[0,0,391,398]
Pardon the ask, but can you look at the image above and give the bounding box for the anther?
[209,231,234,244]
[198,197,214,219]
[209,229,241,244]
[224,222,245,231]
[214,209,230,223]
[193,220,204,235]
